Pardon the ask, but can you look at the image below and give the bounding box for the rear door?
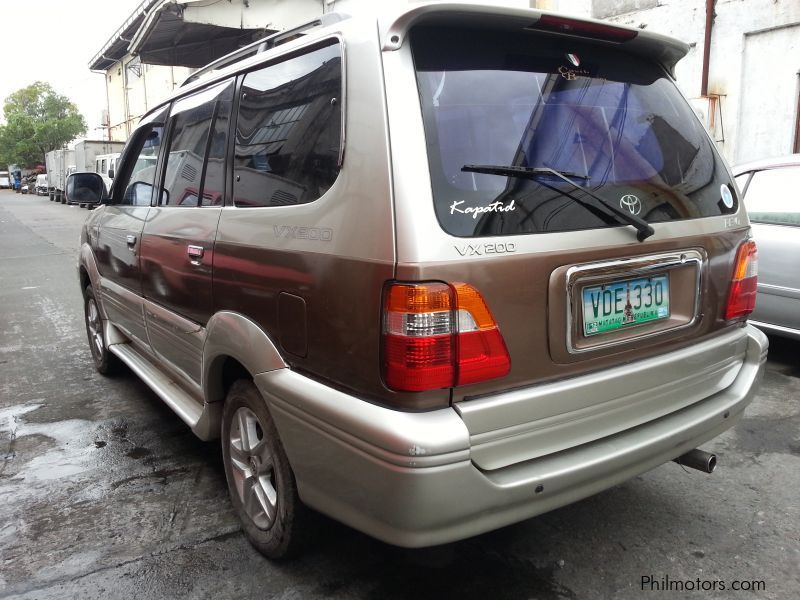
[139,79,234,385]
[393,24,750,401]
[387,20,754,465]
[93,110,166,347]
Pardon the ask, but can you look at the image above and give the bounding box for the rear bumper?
[256,325,768,548]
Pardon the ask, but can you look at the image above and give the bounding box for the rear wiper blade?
[463,164,591,181]
[461,164,654,242]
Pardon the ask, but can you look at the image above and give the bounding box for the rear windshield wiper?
[461,164,655,242]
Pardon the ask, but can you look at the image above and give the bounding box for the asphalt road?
[1,190,798,600]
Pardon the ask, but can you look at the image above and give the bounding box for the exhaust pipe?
[673,449,717,473]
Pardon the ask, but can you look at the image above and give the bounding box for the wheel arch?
[203,311,287,406]
[78,243,100,284]
[79,265,91,293]
[78,244,107,318]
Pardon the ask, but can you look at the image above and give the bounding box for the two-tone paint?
[78,3,768,548]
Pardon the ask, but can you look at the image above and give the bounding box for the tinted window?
[119,125,163,206]
[161,80,233,207]
[412,27,737,237]
[233,42,342,208]
[202,83,233,207]
[743,166,800,225]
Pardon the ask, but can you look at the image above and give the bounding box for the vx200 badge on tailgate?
[455,242,516,256]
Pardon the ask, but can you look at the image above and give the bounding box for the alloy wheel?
[228,407,278,530]
[86,297,104,357]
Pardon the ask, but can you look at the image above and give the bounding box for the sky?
[0,0,144,137]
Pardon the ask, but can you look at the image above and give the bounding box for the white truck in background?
[95,152,122,194]
[71,140,124,205]
[74,140,124,173]
[45,149,75,203]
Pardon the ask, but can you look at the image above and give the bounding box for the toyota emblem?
[620,194,642,215]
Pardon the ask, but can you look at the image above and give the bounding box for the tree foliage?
[0,82,87,167]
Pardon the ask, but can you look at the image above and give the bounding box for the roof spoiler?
[379,3,689,77]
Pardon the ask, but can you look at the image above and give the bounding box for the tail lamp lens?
[725,240,758,320]
[383,282,511,392]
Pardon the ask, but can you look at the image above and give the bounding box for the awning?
[128,1,270,68]
[89,0,274,72]
[89,0,157,72]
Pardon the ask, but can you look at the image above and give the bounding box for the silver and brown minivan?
[72,3,767,558]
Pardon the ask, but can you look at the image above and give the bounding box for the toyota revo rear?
[260,4,767,550]
[78,2,768,558]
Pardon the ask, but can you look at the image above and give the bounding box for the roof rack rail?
[181,12,348,88]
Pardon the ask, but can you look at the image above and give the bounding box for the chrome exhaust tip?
[673,449,717,473]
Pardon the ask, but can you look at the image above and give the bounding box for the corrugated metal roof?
[89,0,159,71]
[90,0,268,72]
[135,8,266,68]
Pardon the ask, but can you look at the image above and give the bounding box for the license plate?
[582,274,670,336]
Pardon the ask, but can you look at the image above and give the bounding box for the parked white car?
[734,154,800,340]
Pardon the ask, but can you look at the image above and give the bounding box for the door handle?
[187,245,204,265]
[126,234,136,247]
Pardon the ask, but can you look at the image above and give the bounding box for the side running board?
[108,343,203,429]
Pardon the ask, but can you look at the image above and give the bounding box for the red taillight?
[382,282,511,392]
[725,240,758,320]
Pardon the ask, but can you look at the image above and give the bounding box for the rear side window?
[160,80,234,207]
[233,41,342,208]
[412,27,737,238]
[742,166,800,225]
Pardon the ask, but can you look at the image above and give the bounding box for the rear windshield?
[412,27,736,238]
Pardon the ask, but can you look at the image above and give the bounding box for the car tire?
[83,285,121,375]
[221,380,309,559]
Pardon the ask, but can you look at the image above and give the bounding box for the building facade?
[90,0,328,141]
[103,57,190,141]
[542,0,800,164]
[92,0,799,165]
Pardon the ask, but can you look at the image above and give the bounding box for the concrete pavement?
[1,190,798,599]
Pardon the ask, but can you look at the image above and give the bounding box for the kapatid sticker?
[450,199,516,219]
[720,184,734,209]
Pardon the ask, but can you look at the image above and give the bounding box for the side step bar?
[108,342,203,430]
